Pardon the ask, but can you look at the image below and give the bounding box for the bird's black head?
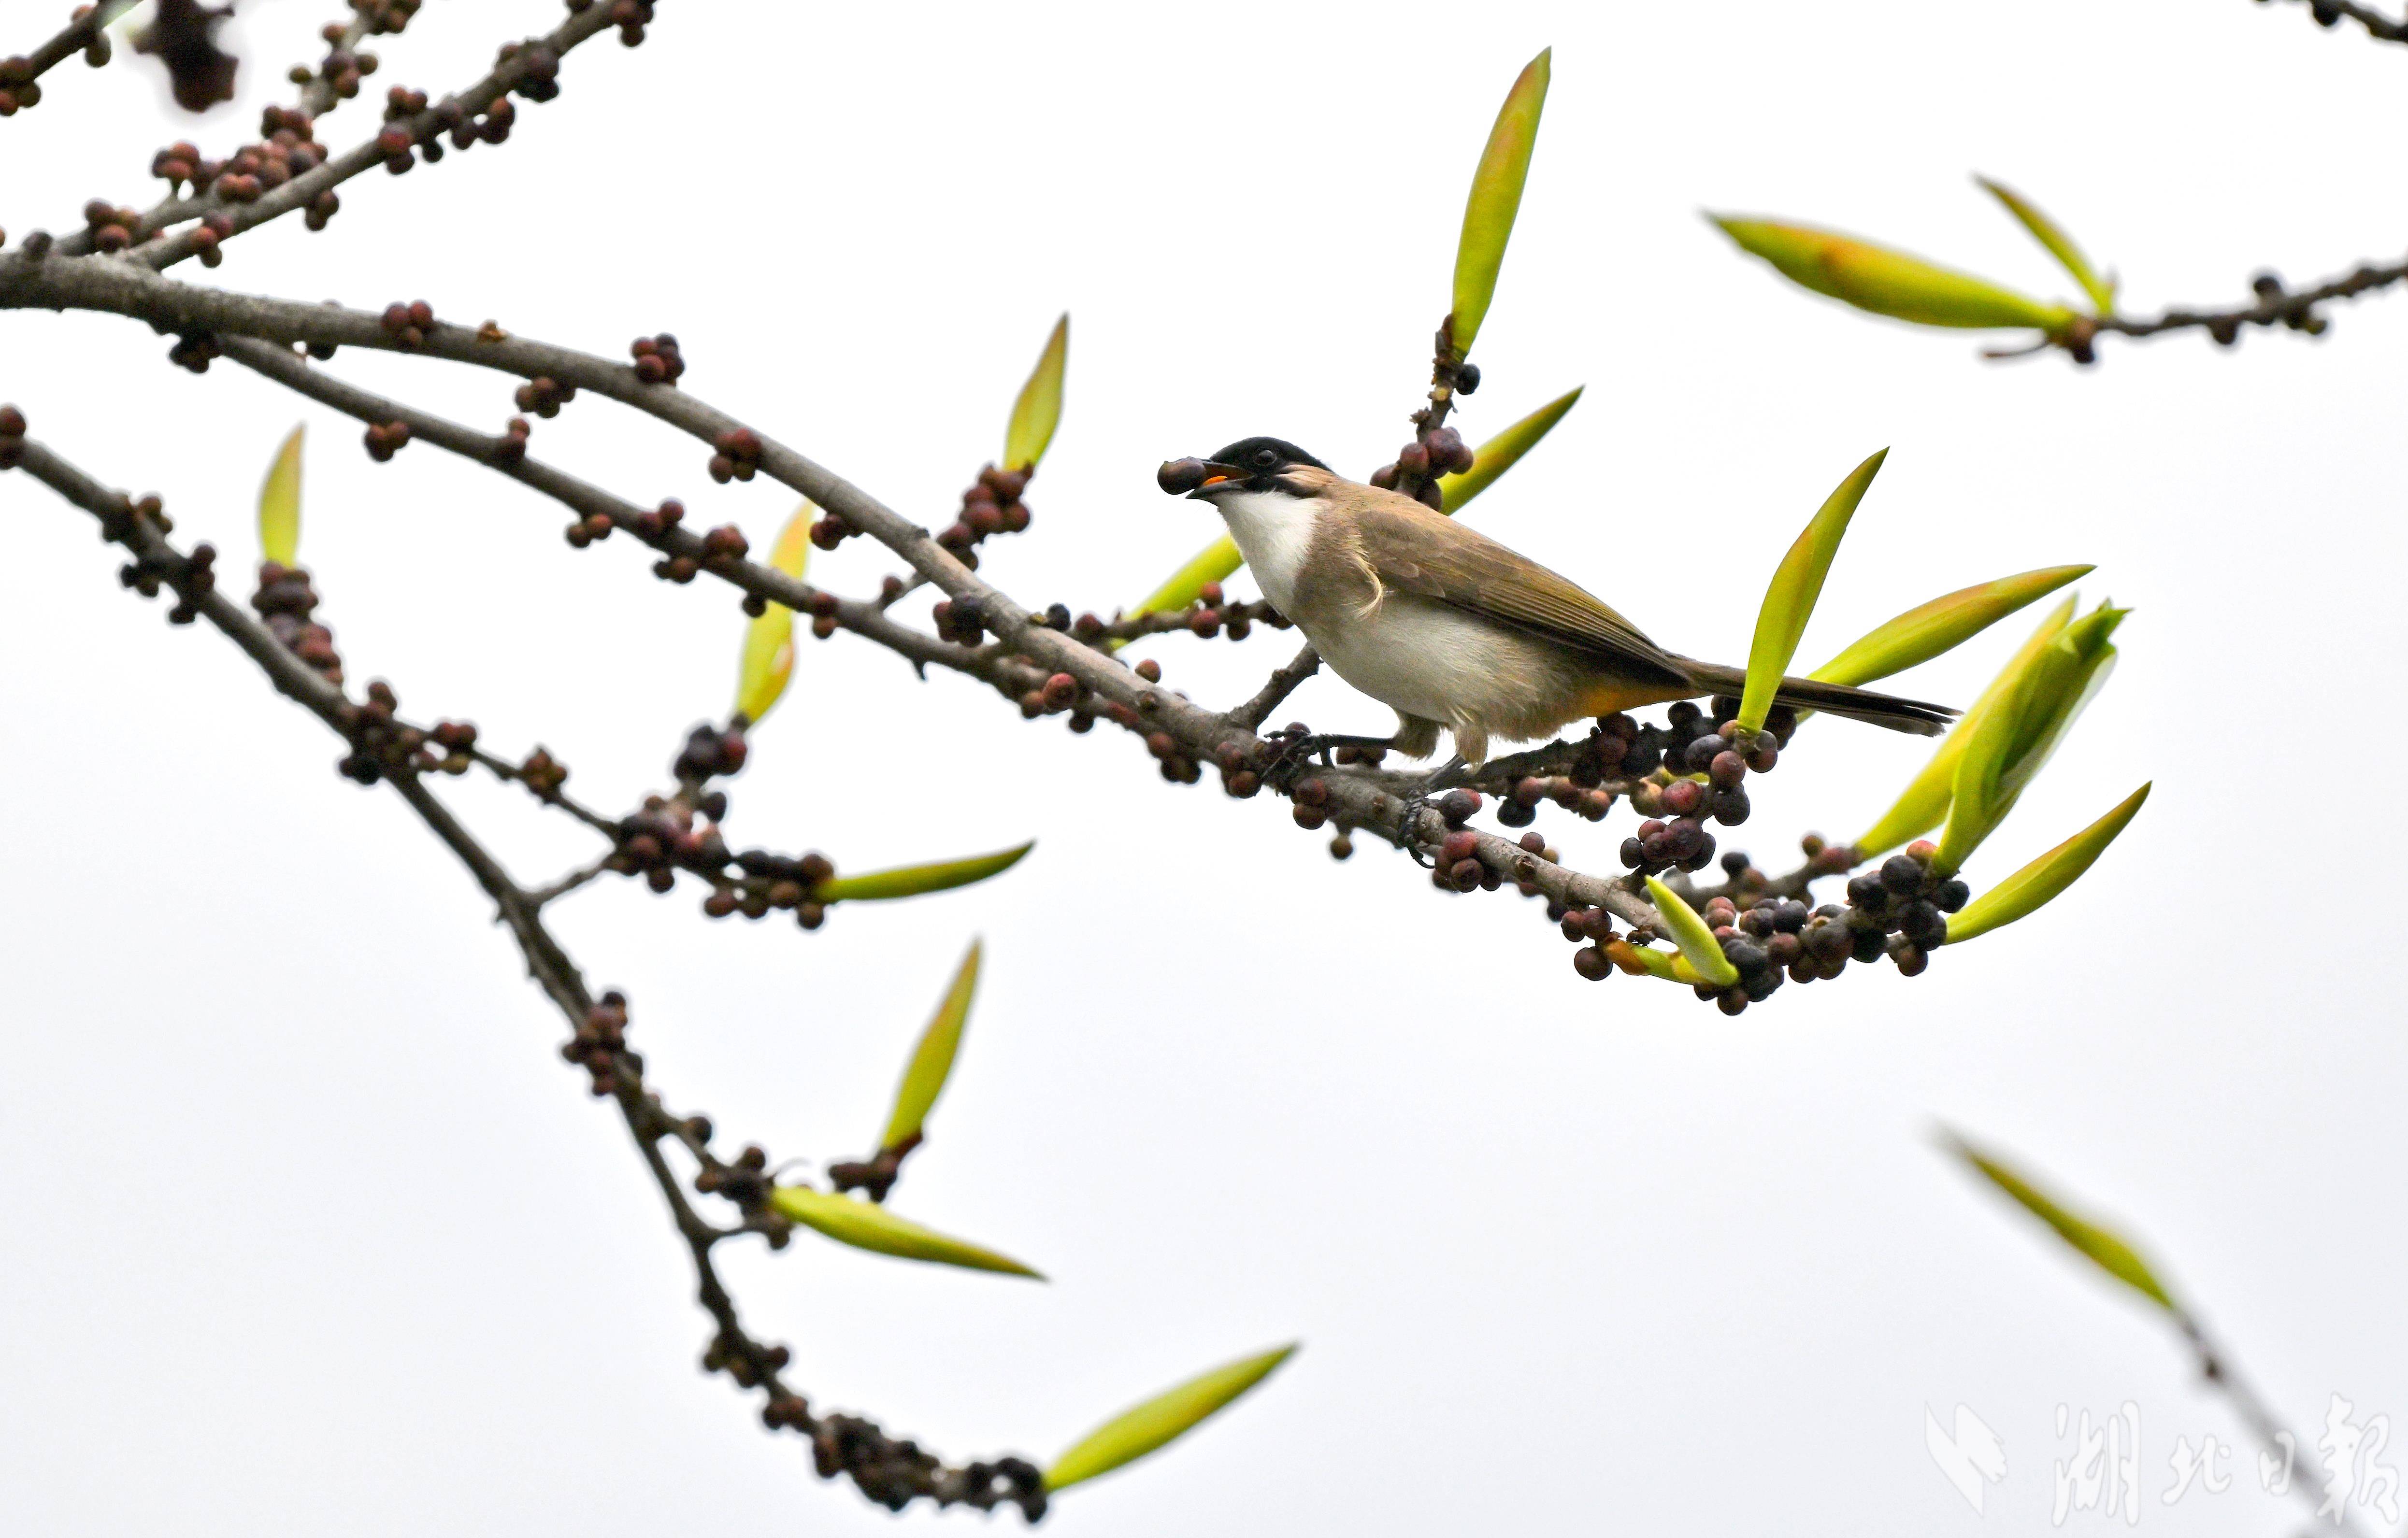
[1156,437,1332,498]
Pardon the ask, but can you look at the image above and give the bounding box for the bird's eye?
[1251,447,1278,470]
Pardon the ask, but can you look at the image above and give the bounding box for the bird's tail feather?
[1678,661,1956,737]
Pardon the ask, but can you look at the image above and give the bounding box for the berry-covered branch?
[40,0,616,266]
[0,102,2145,1012]
[2087,256,2408,348]
[1708,6,2408,366]
[0,2,133,121]
[5,427,1054,1521]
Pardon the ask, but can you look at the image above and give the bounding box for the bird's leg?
[1392,755,1472,867]
[1413,755,1474,794]
[1260,724,1397,783]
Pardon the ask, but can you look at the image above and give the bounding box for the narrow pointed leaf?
[1854,595,2078,859]
[1003,314,1068,473]
[1437,385,1582,512]
[1448,49,1550,358]
[1643,877,1740,988]
[258,424,304,567]
[1946,783,2150,944]
[817,841,1034,903]
[734,503,813,725]
[878,940,980,1152]
[1046,1344,1298,1491]
[1712,216,2076,333]
[1977,176,2114,315]
[1812,565,2092,689]
[1935,602,2126,876]
[770,1186,1042,1278]
[1739,450,1884,732]
[1942,1132,2176,1311]
[1128,534,1244,625]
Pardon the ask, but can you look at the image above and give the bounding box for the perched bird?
[1157,436,1954,772]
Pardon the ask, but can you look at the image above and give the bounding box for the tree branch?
[0,246,1957,1006]
[6,431,1049,1522]
[46,2,616,265]
[2177,1309,2375,1538]
[0,1,133,119]
[213,334,1032,692]
[2088,254,2408,349]
[1230,643,1322,732]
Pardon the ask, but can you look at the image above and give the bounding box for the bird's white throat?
[1212,487,1318,614]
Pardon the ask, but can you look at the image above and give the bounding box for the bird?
[1156,435,1955,777]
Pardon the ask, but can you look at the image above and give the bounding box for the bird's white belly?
[1311,598,1525,728]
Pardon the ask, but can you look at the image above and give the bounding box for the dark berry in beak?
[1158,457,1209,495]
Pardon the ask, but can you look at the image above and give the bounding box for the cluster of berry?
[559,991,635,1097]
[252,561,344,683]
[930,464,1035,571]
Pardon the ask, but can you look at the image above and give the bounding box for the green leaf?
[1935,601,2125,876]
[1448,48,1551,359]
[1946,783,2150,944]
[1003,314,1068,473]
[1436,385,1582,513]
[1854,595,2078,859]
[258,424,304,567]
[1942,1131,2176,1312]
[1643,877,1740,989]
[1739,450,1884,733]
[1129,393,1583,627]
[733,503,813,726]
[1711,216,2077,333]
[1046,1344,1298,1491]
[1811,565,2092,689]
[1977,176,2115,315]
[878,940,980,1151]
[1127,534,1244,627]
[770,1186,1042,1278]
[817,841,1034,903]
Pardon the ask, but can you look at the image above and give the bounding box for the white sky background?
[3,0,2402,1531]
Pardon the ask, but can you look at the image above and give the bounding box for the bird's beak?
[1157,458,1241,499]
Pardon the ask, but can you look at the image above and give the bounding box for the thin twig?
[530,852,616,907]
[1230,643,1322,732]
[1094,597,1285,644]
[2178,1310,2376,1538]
[105,4,617,269]
[0,1,135,109]
[2092,255,2408,346]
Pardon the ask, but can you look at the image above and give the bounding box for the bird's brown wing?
[1343,491,1693,689]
